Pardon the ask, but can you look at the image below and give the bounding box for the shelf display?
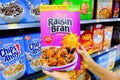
[40,5,81,71]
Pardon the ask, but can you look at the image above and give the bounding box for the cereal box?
[108,50,117,70]
[103,26,113,50]
[25,0,49,22]
[95,53,109,69]
[40,5,81,71]
[79,0,93,20]
[93,24,104,53]
[96,0,113,19]
[0,0,27,24]
[0,36,27,80]
[52,0,93,20]
[24,33,41,75]
[80,29,93,54]
[113,0,120,18]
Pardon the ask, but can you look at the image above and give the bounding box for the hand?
[43,71,70,80]
[77,44,96,69]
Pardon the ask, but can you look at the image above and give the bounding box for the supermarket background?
[0,0,120,80]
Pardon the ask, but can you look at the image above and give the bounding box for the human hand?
[43,71,70,80]
[77,44,96,69]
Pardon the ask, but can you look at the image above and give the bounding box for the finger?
[43,71,54,77]
[79,44,88,53]
[77,49,85,57]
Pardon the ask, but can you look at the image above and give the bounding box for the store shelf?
[0,22,40,30]
[91,45,119,58]
[0,18,119,30]
[81,18,120,24]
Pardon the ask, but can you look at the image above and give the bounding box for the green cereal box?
[52,0,93,20]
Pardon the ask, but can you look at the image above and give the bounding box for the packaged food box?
[40,5,81,71]
[93,24,104,53]
[25,0,49,22]
[95,53,109,69]
[24,33,41,75]
[0,0,27,24]
[103,26,113,50]
[52,0,93,20]
[113,0,120,18]
[80,26,93,54]
[0,36,27,80]
[96,0,113,19]
[79,0,93,20]
[108,50,117,70]
[116,45,120,61]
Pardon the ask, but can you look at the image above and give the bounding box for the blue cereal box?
[25,0,49,22]
[96,53,109,69]
[0,36,27,80]
[0,0,27,24]
[24,33,41,74]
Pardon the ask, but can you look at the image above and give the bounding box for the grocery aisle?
[0,0,119,80]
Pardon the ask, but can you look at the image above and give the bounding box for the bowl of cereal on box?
[30,56,42,71]
[0,2,24,23]
[3,63,25,80]
[41,46,78,71]
[41,32,80,71]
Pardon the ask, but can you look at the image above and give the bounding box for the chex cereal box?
[103,26,113,50]
[0,36,27,80]
[40,5,81,71]
[24,33,41,74]
[0,0,27,24]
[25,0,49,22]
[93,24,104,53]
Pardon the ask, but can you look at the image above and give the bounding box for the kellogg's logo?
[29,41,41,54]
[48,18,73,34]
[0,44,21,62]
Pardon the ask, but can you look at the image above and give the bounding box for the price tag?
[8,24,18,29]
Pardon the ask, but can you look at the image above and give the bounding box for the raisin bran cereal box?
[40,5,81,71]
[103,26,113,50]
[0,0,27,24]
[25,0,49,22]
[93,24,104,53]
[80,29,93,54]
[0,36,27,80]
[24,33,41,75]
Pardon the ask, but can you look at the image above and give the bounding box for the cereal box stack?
[40,5,81,71]
[0,36,27,80]
[93,24,104,53]
[24,33,41,75]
